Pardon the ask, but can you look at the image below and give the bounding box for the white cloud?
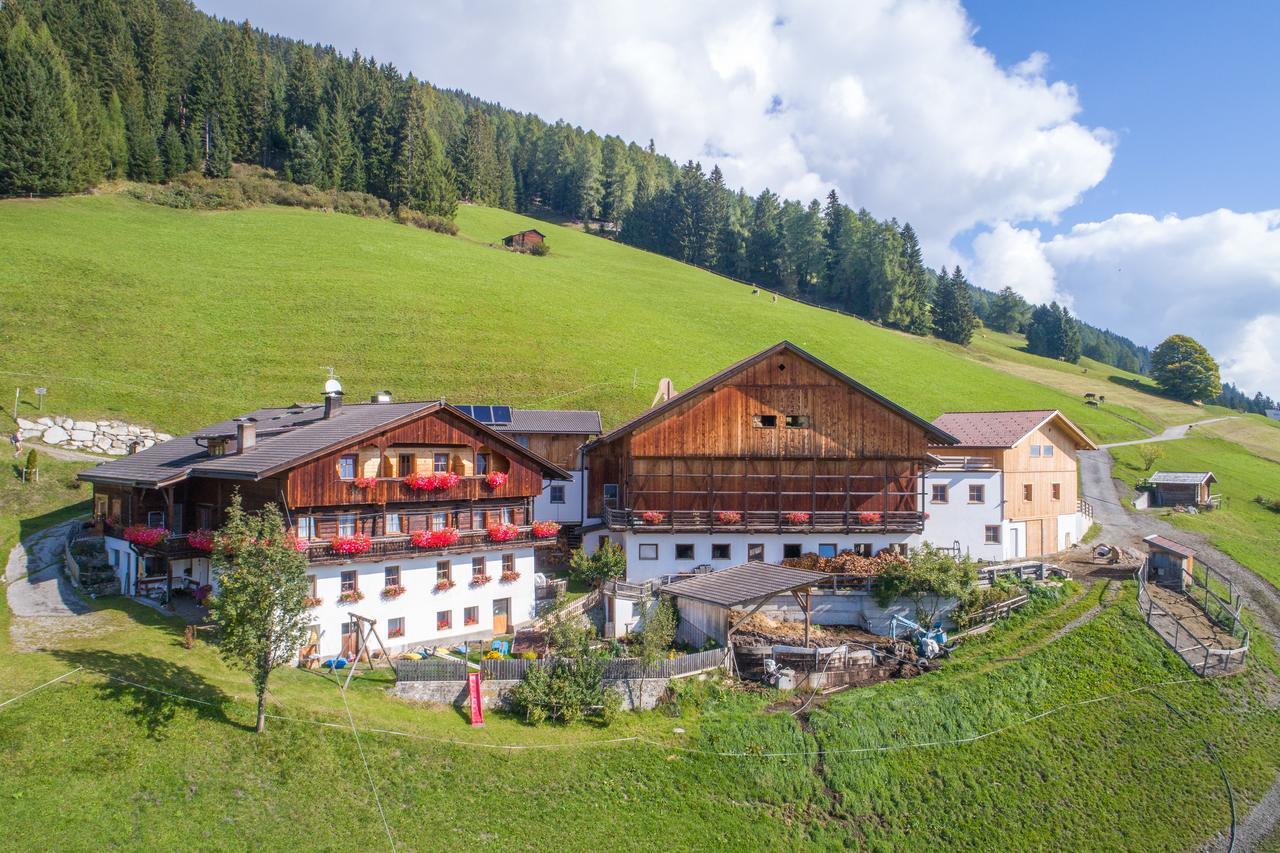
[972,210,1280,398]
[198,0,1114,258]
[971,222,1066,306]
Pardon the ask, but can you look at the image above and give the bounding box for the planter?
[352,476,379,489]
[381,584,406,600]
[303,595,323,608]
[857,512,883,525]
[487,523,519,542]
[122,525,169,547]
[714,511,743,525]
[412,528,460,549]
[485,471,508,490]
[331,534,372,556]
[434,579,456,593]
[500,570,521,583]
[784,512,810,525]
[338,590,364,604]
[470,575,492,587]
[641,511,666,526]
[531,521,560,539]
[187,529,215,553]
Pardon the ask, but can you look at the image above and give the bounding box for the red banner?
[467,671,484,727]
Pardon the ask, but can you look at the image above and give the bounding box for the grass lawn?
[0,455,93,560]
[1110,434,1280,588]
[2,571,1279,849]
[0,193,1171,444]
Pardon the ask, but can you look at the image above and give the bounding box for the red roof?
[930,410,1058,448]
[1144,535,1196,558]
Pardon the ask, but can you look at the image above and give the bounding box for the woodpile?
[780,550,906,577]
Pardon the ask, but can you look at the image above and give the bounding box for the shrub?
[528,241,550,256]
[396,206,458,234]
[509,655,611,724]
[568,541,626,587]
[23,448,38,478]
[874,542,978,626]
[1138,444,1165,471]
[1254,495,1280,513]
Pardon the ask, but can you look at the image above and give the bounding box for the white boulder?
[42,425,70,444]
[69,429,95,443]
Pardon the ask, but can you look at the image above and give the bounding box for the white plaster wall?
[1057,512,1089,550]
[104,535,133,594]
[922,470,1004,561]
[1002,520,1028,560]
[305,548,537,658]
[532,471,585,524]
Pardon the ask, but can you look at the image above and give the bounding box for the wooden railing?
[304,525,551,565]
[1136,560,1248,676]
[931,455,997,471]
[1078,498,1094,519]
[602,507,925,534]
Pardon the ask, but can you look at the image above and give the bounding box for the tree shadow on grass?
[49,648,250,739]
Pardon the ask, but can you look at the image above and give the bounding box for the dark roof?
[1144,535,1196,558]
[500,409,602,435]
[663,561,827,607]
[79,400,572,488]
[1150,471,1216,485]
[584,341,957,450]
[930,410,1096,450]
[504,229,545,239]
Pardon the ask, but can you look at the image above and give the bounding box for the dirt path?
[1099,417,1236,449]
[3,519,90,617]
[19,440,110,462]
[1078,448,1280,851]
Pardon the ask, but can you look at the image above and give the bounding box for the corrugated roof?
[930,410,1096,450]
[663,561,827,607]
[500,409,602,435]
[1144,535,1196,558]
[1150,471,1216,485]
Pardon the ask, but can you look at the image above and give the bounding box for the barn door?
[1025,519,1044,557]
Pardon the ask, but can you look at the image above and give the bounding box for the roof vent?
[324,391,344,419]
[371,390,393,404]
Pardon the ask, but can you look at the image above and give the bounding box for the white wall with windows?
[921,470,1005,561]
[304,547,537,659]
[532,471,585,524]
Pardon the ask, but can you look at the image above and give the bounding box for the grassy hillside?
[0,194,1180,443]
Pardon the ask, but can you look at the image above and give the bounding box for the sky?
[199,0,1280,398]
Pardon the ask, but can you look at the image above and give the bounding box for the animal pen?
[1136,547,1248,676]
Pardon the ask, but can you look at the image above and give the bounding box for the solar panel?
[453,404,474,419]
[490,405,512,425]
[472,405,492,423]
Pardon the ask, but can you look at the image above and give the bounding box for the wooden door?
[1025,519,1044,557]
[493,598,511,634]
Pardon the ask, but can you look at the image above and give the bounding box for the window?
[501,507,513,524]
[931,484,948,503]
[515,435,530,448]
[602,483,619,505]
[748,543,765,562]
[818,543,837,558]
[338,514,356,536]
[432,511,448,530]
[675,544,695,560]
[472,557,486,579]
[384,565,401,586]
[464,606,479,626]
[307,574,317,598]
[783,543,802,559]
[638,543,658,560]
[598,535,611,549]
[852,543,872,557]
[196,505,214,530]
[340,570,358,593]
[385,513,402,535]
[387,617,405,639]
[338,454,357,479]
[398,453,415,476]
[968,484,985,504]
[785,414,811,428]
[436,561,452,583]
[478,453,493,475]
[712,543,731,560]
[549,485,566,504]
[147,510,165,527]
[502,554,515,574]
[436,610,452,631]
[1023,484,1033,502]
[752,414,778,428]
[207,439,226,457]
[1043,444,1054,457]
[1052,483,1062,500]
[295,516,316,540]
[985,525,1002,544]
[1029,445,1041,458]
[433,452,450,473]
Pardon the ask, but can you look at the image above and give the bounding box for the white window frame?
[638,543,659,560]
[985,525,1001,544]
[433,453,450,473]
[1043,444,1054,457]
[338,455,357,479]
[817,543,838,558]
[968,484,985,504]
[297,516,316,539]
[1030,445,1041,458]
[338,514,356,536]
[385,513,401,534]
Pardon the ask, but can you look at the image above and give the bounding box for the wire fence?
[1136,561,1248,676]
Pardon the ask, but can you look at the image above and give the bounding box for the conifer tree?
[103,90,128,179]
[989,286,1031,333]
[747,188,784,289]
[160,122,185,179]
[0,18,81,195]
[284,126,321,185]
[455,108,500,204]
[897,222,932,335]
[390,87,456,217]
[203,114,231,177]
[932,266,976,345]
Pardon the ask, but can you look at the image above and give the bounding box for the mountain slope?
[0,194,1219,441]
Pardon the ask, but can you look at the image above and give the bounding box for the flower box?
[291,536,310,553]
[123,524,169,547]
[714,511,743,525]
[381,584,406,600]
[303,595,323,608]
[531,520,561,539]
[187,529,215,553]
[352,476,379,489]
[403,473,438,491]
[857,512,883,525]
[470,574,492,587]
[331,534,372,556]
[485,471,508,489]
[641,511,666,526]
[784,511,811,525]
[411,528,460,549]
[434,579,456,592]
[500,569,521,583]
[338,589,364,604]
[487,522,519,542]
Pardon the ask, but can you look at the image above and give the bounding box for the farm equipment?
[888,615,949,660]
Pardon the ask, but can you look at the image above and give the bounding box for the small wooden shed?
[1144,534,1195,591]
[1148,471,1217,508]
[663,561,826,649]
[502,229,546,250]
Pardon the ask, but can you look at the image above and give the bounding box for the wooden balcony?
[601,507,925,534]
[303,525,553,566]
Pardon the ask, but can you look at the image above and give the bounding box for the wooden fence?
[394,647,728,683]
[1136,561,1248,676]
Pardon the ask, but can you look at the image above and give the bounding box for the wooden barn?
[1148,471,1218,508]
[502,229,545,250]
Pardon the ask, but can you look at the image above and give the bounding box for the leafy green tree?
[1151,334,1222,402]
[988,286,1031,334]
[875,542,977,627]
[0,17,81,195]
[208,493,310,733]
[568,541,627,587]
[932,266,976,345]
[632,597,677,665]
[1138,444,1165,471]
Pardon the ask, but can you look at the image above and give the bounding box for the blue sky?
[965,0,1280,231]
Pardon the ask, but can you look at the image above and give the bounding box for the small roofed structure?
[502,229,545,250]
[1144,534,1195,591]
[663,561,826,652]
[1148,471,1218,508]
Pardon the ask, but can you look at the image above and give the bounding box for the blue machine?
[888,615,948,659]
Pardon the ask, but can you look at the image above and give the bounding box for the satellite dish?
[324,378,343,396]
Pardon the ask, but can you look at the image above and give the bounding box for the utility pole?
[12,387,18,420]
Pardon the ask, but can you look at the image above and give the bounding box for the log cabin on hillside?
[502,229,545,250]
[79,391,570,659]
[580,342,959,625]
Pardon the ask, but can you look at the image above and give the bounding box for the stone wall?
[16,415,172,456]
[390,674,674,712]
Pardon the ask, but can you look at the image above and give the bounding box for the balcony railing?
[930,454,997,471]
[304,525,552,565]
[602,507,925,534]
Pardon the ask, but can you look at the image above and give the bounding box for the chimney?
[234,417,257,454]
[370,390,393,404]
[324,391,344,419]
[126,440,140,455]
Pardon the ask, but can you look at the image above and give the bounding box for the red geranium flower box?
[500,569,521,583]
[714,511,743,525]
[123,525,169,547]
[485,471,508,489]
[470,574,492,587]
[331,534,372,556]
[858,511,883,525]
[435,471,460,490]
[411,528,460,549]
[338,589,364,604]
[487,522,519,542]
[641,511,665,525]
[303,595,323,608]
[531,521,561,539]
[403,473,438,491]
[187,529,215,553]
[381,584,406,600]
[352,476,379,489]
[434,579,456,592]
[784,511,811,525]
